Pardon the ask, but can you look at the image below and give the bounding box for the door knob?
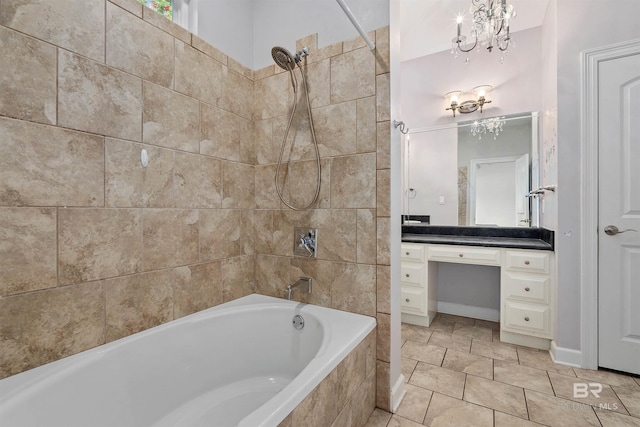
[604,225,638,235]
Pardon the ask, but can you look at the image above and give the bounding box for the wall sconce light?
[445,85,493,117]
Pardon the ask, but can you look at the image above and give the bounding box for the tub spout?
[285,277,312,300]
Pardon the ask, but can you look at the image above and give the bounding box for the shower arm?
[335,0,375,51]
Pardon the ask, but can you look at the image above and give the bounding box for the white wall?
[555,0,640,351]
[192,0,389,69]
[195,0,254,68]
[252,0,389,69]
[437,264,501,311]
[400,26,543,130]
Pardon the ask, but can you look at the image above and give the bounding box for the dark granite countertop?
[401,225,554,251]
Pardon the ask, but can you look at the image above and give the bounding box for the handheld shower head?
[271,46,296,71]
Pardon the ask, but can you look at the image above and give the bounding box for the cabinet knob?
[405,298,410,303]
[524,317,530,322]
[524,287,531,292]
[459,253,464,257]
[405,273,410,278]
[405,251,410,255]
[524,260,530,265]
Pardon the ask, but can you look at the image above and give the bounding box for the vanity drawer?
[503,301,551,337]
[401,287,426,314]
[503,272,550,304]
[505,251,549,273]
[427,245,501,266]
[401,244,425,262]
[401,263,425,286]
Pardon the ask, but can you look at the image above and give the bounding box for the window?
[138,0,172,20]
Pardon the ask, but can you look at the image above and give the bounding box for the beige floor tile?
[427,319,455,334]
[401,322,433,344]
[525,389,601,427]
[494,411,546,426]
[464,374,528,419]
[573,367,640,389]
[364,408,392,427]
[401,340,446,366]
[428,331,472,353]
[423,392,493,427]
[387,414,424,427]
[548,371,628,415]
[395,383,433,423]
[442,348,493,380]
[437,313,475,326]
[494,359,554,395]
[612,385,640,418]
[401,357,418,383]
[452,324,493,342]
[516,346,576,376]
[595,408,640,427]
[409,362,467,399]
[471,339,518,362]
[475,319,500,330]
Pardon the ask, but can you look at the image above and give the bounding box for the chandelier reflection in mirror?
[471,116,505,140]
[452,0,517,63]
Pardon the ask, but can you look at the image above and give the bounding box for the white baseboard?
[550,341,583,368]
[390,374,406,413]
[437,302,500,322]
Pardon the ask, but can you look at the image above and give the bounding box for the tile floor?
[365,313,640,427]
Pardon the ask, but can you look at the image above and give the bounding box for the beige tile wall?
[253,28,392,412]
[0,0,255,378]
[0,0,393,417]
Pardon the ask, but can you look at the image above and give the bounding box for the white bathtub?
[0,294,376,427]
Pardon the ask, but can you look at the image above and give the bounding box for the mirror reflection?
[404,112,539,227]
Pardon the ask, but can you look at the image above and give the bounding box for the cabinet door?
[428,245,501,266]
[401,244,425,262]
[503,301,551,337]
[505,250,549,273]
[401,262,425,287]
[401,287,426,314]
[502,272,549,304]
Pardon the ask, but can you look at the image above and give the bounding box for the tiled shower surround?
[0,0,392,421]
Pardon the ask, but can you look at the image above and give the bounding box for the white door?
[598,51,640,375]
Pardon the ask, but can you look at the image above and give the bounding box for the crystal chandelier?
[452,0,516,63]
[470,116,505,140]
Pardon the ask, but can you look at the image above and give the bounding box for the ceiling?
[400,0,550,62]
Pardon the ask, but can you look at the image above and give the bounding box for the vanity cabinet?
[400,243,555,349]
[400,243,437,327]
[501,250,553,344]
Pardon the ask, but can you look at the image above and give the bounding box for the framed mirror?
[402,111,539,227]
